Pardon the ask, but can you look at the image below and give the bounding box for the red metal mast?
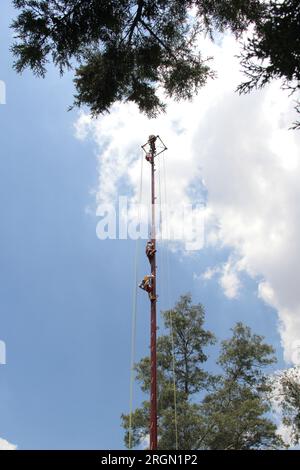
[141,135,167,451]
[149,137,157,450]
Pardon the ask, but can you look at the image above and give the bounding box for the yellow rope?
[128,150,144,449]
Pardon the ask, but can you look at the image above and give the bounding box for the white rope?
[128,150,144,449]
[162,152,179,450]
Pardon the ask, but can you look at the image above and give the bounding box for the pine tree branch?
[139,18,178,61]
[127,0,143,44]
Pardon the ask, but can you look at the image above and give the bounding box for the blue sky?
[0,1,290,450]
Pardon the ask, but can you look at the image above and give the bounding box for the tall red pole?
[150,142,158,450]
[141,135,166,449]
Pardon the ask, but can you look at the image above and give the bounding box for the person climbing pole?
[139,274,156,300]
[149,135,157,154]
[146,241,156,262]
[145,152,153,163]
[145,135,157,162]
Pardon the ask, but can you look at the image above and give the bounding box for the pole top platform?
[141,135,167,157]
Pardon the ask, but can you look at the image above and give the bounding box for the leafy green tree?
[122,296,284,450]
[198,323,285,449]
[238,0,300,128]
[271,367,300,445]
[11,0,264,117]
[122,294,215,449]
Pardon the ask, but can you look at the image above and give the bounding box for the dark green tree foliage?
[198,323,284,449]
[238,0,300,127]
[122,294,215,449]
[11,0,264,116]
[122,296,283,449]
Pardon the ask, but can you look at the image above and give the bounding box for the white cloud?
[0,438,17,450]
[74,34,300,365]
[219,261,241,300]
[201,266,218,281]
[258,281,277,306]
[201,259,241,299]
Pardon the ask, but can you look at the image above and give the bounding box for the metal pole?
[141,135,166,450]
[150,143,158,450]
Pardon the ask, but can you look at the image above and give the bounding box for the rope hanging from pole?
[128,150,144,449]
[131,135,177,451]
[161,151,179,450]
[141,135,167,450]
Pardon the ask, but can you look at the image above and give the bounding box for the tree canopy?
[238,0,300,128]
[198,323,283,450]
[11,0,265,117]
[122,294,215,449]
[122,295,285,450]
[11,1,300,126]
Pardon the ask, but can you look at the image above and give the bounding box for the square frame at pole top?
[141,135,167,157]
